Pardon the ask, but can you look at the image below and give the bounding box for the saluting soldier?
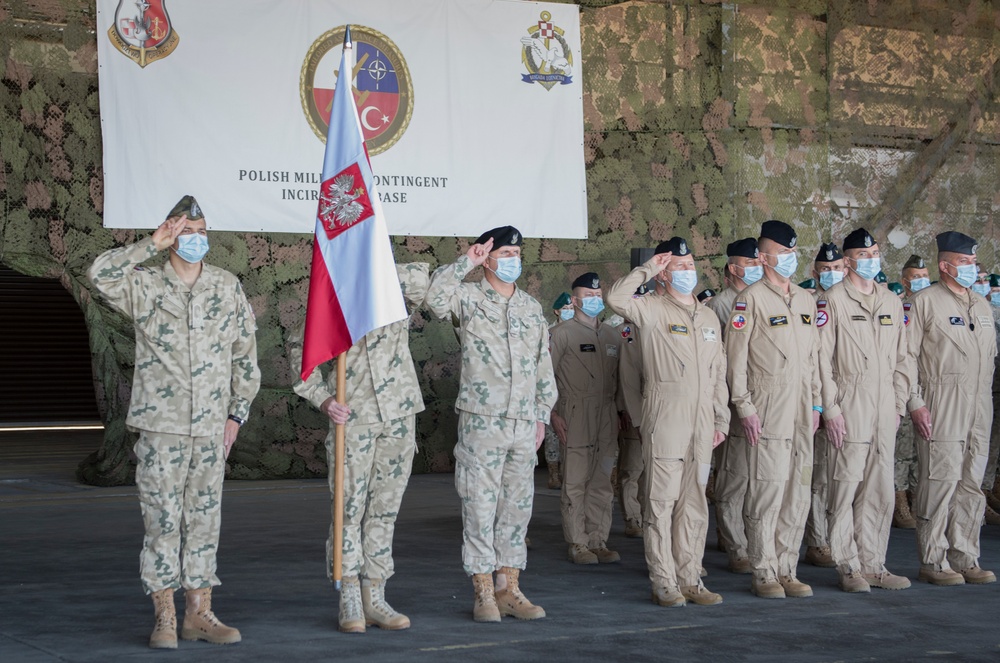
[550,273,622,565]
[907,231,997,585]
[426,226,556,621]
[707,237,761,575]
[817,228,912,593]
[892,254,931,528]
[803,242,845,570]
[290,262,429,633]
[726,220,821,600]
[607,237,729,608]
[88,196,260,649]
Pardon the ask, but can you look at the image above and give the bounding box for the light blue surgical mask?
[768,252,798,279]
[670,270,698,295]
[741,265,763,286]
[851,257,881,281]
[950,263,977,289]
[492,256,522,283]
[580,296,605,318]
[559,308,575,321]
[991,296,1000,308]
[174,233,209,263]
[819,270,843,290]
[908,277,930,293]
[972,283,990,297]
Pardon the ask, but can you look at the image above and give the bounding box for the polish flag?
[300,26,406,381]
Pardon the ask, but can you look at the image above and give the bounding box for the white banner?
[95,0,587,238]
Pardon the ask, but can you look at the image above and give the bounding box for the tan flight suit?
[608,266,729,591]
[707,287,751,564]
[88,238,260,593]
[425,255,557,575]
[907,283,996,572]
[615,320,645,530]
[817,278,910,576]
[726,279,820,584]
[981,305,1000,492]
[894,298,918,493]
[805,289,832,552]
[550,317,620,549]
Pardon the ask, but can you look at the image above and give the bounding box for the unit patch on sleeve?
[731,313,747,330]
[816,310,829,328]
[735,302,747,311]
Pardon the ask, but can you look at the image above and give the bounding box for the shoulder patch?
[734,301,747,311]
[731,313,747,330]
[817,300,827,309]
[621,325,632,339]
[816,310,829,328]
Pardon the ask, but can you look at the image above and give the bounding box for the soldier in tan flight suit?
[88,196,260,649]
[616,288,647,539]
[907,231,997,586]
[892,254,931,528]
[550,273,621,564]
[608,237,729,608]
[290,262,429,633]
[707,237,762,575]
[817,228,912,593]
[426,225,557,622]
[726,220,821,600]
[803,243,846,570]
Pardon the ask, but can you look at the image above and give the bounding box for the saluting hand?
[152,214,187,251]
[646,251,672,271]
[466,237,494,267]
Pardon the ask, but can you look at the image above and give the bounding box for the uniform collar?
[478,278,521,304]
[163,258,216,294]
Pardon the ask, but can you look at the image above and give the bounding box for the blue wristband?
[812,406,823,413]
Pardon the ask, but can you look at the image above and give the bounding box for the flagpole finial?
[344,25,352,49]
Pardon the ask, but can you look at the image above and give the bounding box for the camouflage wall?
[3,1,1000,485]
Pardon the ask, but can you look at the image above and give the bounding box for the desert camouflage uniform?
[88,237,260,594]
[290,263,429,581]
[426,254,557,575]
[894,297,918,492]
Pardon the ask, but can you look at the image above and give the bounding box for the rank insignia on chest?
[731,313,747,330]
[800,314,812,325]
[768,315,788,327]
[949,316,965,326]
[816,310,829,328]
[878,314,893,326]
[670,324,689,335]
[580,343,597,352]
[734,302,747,311]
[606,344,618,357]
[702,327,718,342]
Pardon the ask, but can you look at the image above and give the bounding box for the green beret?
[990,274,1000,288]
[798,278,816,290]
[888,282,904,295]
[552,292,571,309]
[903,254,925,270]
[875,271,888,283]
[166,195,204,220]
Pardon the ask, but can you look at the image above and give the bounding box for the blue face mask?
[174,233,209,263]
[851,257,881,281]
[741,265,763,286]
[951,263,977,289]
[492,256,522,283]
[991,296,1000,308]
[559,308,575,321]
[909,277,930,293]
[768,252,798,279]
[670,269,698,295]
[580,296,605,318]
[819,270,843,290]
[972,283,990,297]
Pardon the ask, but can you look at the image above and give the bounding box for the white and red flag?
[300,26,406,381]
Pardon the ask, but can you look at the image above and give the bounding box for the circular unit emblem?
[731,313,747,330]
[816,310,829,328]
[300,25,413,155]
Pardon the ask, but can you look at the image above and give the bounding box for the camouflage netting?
[3,1,1000,485]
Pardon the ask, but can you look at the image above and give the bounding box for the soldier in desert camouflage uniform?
[426,225,556,623]
[290,262,429,634]
[88,196,260,650]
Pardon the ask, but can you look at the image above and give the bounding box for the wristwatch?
[228,414,246,427]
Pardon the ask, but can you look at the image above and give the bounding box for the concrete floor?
[1,431,1000,662]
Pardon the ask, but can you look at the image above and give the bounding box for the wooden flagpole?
[332,350,347,590]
